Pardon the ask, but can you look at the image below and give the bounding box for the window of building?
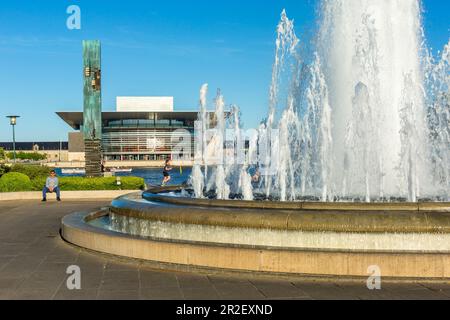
[122,120,138,127]
[108,120,122,127]
[138,119,155,127]
[155,120,170,127]
[171,120,184,127]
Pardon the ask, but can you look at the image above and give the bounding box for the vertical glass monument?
[83,40,103,177]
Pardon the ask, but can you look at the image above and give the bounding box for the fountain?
[191,2,449,203]
[62,1,450,279]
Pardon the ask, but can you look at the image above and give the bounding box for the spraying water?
[425,41,450,197]
[316,0,431,201]
[211,90,230,200]
[191,84,209,198]
[232,106,254,201]
[191,1,450,202]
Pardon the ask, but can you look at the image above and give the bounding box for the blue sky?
[0,0,449,141]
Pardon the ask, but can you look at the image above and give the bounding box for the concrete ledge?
[62,210,450,279]
[0,190,141,201]
[61,189,450,279]
[113,193,450,234]
[46,160,194,168]
[143,187,450,212]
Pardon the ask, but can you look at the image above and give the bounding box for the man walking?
[42,170,61,202]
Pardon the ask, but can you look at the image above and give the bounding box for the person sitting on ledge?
[42,170,61,202]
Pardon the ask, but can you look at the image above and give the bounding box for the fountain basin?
[61,186,450,279]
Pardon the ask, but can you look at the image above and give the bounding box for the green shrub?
[10,164,50,180]
[31,176,145,191]
[0,148,5,160]
[0,164,11,177]
[0,172,33,192]
[7,152,47,161]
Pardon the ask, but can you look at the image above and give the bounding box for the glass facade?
[102,118,195,161]
[57,110,224,162]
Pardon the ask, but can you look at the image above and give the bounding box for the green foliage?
[0,172,33,192]
[0,164,11,177]
[6,152,47,161]
[31,176,145,192]
[0,163,145,192]
[10,164,50,180]
[0,148,5,160]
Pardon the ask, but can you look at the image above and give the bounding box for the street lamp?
[6,116,20,163]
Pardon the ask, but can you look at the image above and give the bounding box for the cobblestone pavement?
[0,200,449,300]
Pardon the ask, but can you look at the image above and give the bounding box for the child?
[162,159,173,186]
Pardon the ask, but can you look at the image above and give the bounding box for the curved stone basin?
[61,186,450,279]
[143,186,450,213]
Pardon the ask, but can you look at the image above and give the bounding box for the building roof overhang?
[56,111,226,130]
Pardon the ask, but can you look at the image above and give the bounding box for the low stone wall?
[0,190,140,201]
[62,210,450,279]
[46,160,194,168]
[60,188,450,279]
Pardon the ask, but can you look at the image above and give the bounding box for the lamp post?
[6,116,20,163]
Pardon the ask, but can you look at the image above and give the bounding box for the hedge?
[0,164,10,177]
[0,163,146,192]
[7,152,46,161]
[0,172,33,192]
[9,164,50,179]
[31,176,146,191]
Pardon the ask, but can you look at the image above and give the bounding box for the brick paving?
[0,200,449,300]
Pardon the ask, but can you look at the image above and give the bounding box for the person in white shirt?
[42,170,61,202]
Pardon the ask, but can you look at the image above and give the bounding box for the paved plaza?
[0,200,449,300]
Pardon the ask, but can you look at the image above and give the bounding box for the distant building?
[0,142,69,162]
[57,97,220,163]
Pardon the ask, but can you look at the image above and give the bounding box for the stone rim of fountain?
[59,189,450,279]
[96,186,450,235]
[142,185,450,212]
